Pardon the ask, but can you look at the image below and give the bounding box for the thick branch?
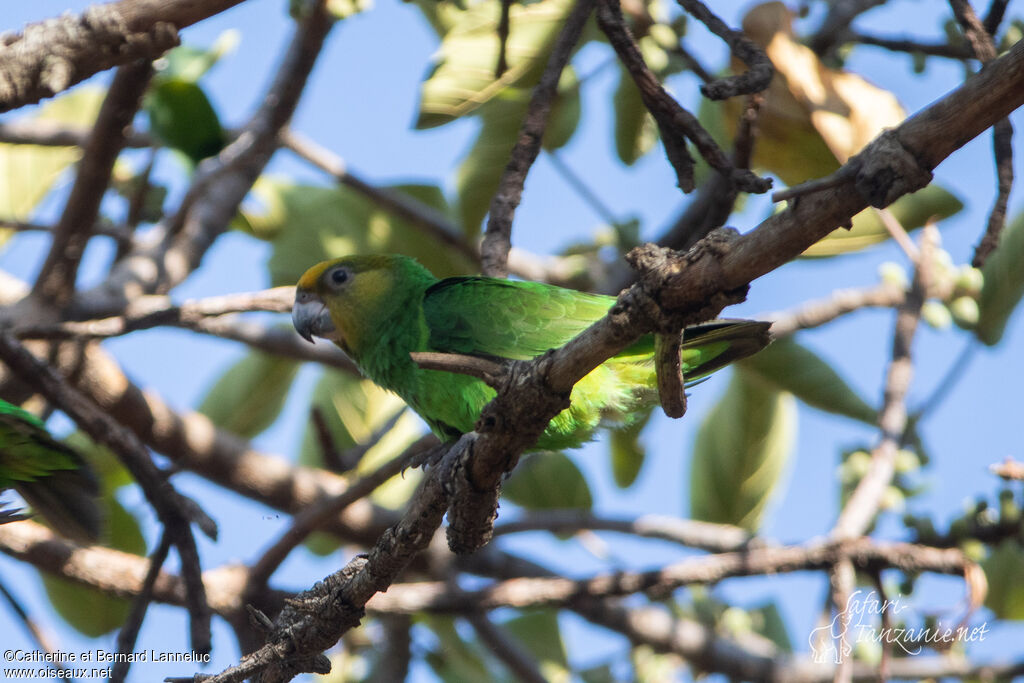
[368,539,971,613]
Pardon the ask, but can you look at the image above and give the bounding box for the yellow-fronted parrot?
[292,254,771,450]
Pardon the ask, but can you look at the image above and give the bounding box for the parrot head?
[292,255,432,357]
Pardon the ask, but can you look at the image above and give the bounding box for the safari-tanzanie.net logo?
[808,589,989,663]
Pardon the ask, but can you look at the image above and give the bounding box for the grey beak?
[292,291,334,343]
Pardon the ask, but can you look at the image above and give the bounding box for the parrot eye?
[328,267,350,287]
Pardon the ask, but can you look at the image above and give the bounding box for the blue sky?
[2,0,1024,680]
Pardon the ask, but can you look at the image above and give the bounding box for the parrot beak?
[292,290,336,343]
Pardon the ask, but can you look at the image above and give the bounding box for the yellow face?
[292,256,398,355]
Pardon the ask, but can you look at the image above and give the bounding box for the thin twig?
[654,332,686,417]
[830,558,855,683]
[492,511,754,552]
[281,129,478,264]
[874,208,920,262]
[764,283,906,338]
[846,32,973,59]
[111,532,173,683]
[670,43,715,84]
[772,165,858,203]
[245,435,437,591]
[983,0,1010,35]
[0,580,70,683]
[809,0,888,56]
[495,0,513,78]
[948,0,1014,269]
[596,0,770,195]
[373,614,413,683]
[546,150,621,226]
[912,339,976,420]
[973,118,1015,267]
[660,92,763,252]
[410,351,507,388]
[481,0,596,277]
[674,0,773,100]
[465,611,547,683]
[870,570,893,681]
[0,119,152,148]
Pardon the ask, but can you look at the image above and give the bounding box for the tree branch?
[831,226,936,539]
[596,0,771,195]
[31,59,153,308]
[480,0,596,277]
[67,1,333,319]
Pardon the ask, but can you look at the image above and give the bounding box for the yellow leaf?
[729,2,905,185]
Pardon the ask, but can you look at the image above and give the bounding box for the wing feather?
[423,277,615,360]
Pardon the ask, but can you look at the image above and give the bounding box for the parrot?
[292,254,772,451]
[0,399,101,543]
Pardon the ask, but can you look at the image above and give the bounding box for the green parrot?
[292,254,771,451]
[0,399,101,543]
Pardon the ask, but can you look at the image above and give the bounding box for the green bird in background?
[0,399,101,543]
[292,254,771,451]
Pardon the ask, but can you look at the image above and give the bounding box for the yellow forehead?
[297,260,334,290]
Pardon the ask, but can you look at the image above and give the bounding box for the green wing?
[423,277,616,360]
[0,400,101,543]
[422,277,772,375]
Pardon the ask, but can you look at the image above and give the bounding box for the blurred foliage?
[690,369,796,531]
[0,88,105,244]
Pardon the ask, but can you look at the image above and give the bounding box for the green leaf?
[543,68,582,151]
[801,185,963,257]
[415,0,575,128]
[613,64,657,165]
[299,370,420,523]
[977,210,1024,345]
[198,350,300,439]
[983,540,1024,620]
[690,371,796,531]
[608,409,651,488]
[155,32,239,83]
[0,88,105,232]
[454,93,526,234]
[501,610,570,683]
[421,615,495,683]
[632,645,683,682]
[738,337,876,424]
[63,432,134,492]
[243,178,473,286]
[503,452,592,510]
[41,496,145,637]
[299,370,407,467]
[326,0,373,20]
[453,72,581,234]
[145,78,226,163]
[750,602,792,652]
[578,664,617,683]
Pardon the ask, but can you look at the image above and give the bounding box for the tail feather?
[15,465,102,544]
[681,320,773,379]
